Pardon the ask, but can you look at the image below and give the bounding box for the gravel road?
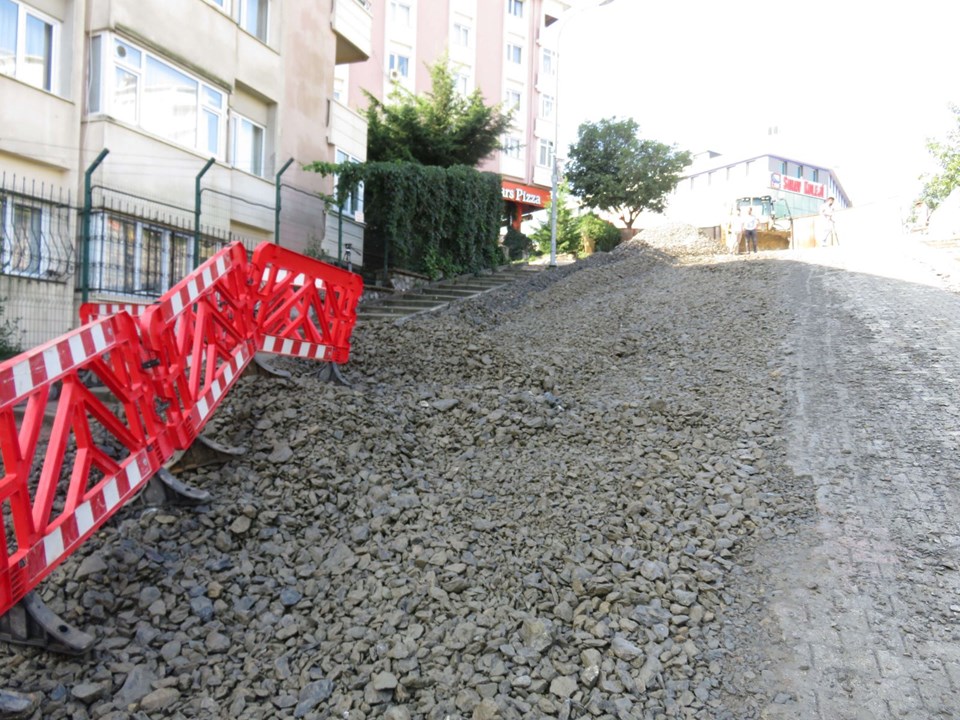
[1,227,959,719]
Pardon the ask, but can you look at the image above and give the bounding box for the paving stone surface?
[2,228,960,719]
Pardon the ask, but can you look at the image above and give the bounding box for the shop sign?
[770,173,826,199]
[502,181,547,207]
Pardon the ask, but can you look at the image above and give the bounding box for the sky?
[554,0,960,207]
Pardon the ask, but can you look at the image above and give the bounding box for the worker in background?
[727,208,741,254]
[742,207,759,254]
[818,196,836,246]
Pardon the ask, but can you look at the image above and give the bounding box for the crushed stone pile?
[623,224,728,260]
[0,242,807,719]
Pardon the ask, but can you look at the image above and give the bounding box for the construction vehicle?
[726,195,794,252]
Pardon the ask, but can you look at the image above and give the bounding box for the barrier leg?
[143,468,211,507]
[314,362,350,386]
[0,592,94,655]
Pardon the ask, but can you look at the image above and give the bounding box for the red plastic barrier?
[79,302,150,325]
[0,241,362,619]
[0,313,167,613]
[139,242,257,450]
[251,243,363,364]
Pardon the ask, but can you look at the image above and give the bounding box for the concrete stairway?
[358,263,544,322]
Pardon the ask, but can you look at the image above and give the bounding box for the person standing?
[727,208,742,255]
[818,196,836,246]
[742,207,759,254]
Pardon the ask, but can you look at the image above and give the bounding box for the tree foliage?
[530,184,582,256]
[306,160,503,278]
[921,103,960,209]
[565,117,691,230]
[365,57,513,168]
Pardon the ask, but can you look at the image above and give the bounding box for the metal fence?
[0,163,344,349]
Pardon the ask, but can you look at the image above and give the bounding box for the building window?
[779,160,787,174]
[91,215,194,297]
[209,0,231,11]
[537,139,554,167]
[541,48,556,76]
[391,1,411,27]
[89,34,226,159]
[0,196,47,277]
[0,0,58,93]
[505,89,521,112]
[508,0,524,17]
[540,94,554,119]
[389,53,409,78]
[503,136,521,159]
[812,168,819,183]
[454,22,470,47]
[335,150,364,218]
[506,44,522,64]
[796,164,803,179]
[239,0,269,42]
[232,114,265,177]
[455,72,469,95]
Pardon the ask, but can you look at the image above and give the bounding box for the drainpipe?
[275,157,294,245]
[82,149,109,305]
[194,157,216,269]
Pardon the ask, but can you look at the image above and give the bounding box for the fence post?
[275,158,294,246]
[81,149,109,305]
[194,157,216,269]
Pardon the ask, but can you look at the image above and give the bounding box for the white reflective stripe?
[202,267,213,288]
[128,457,144,488]
[42,347,62,379]
[171,292,184,316]
[75,502,95,536]
[67,335,85,366]
[299,344,310,357]
[11,360,32,398]
[282,339,294,354]
[196,396,209,420]
[103,478,120,510]
[91,324,108,352]
[224,363,235,384]
[211,378,223,402]
[187,278,199,302]
[261,336,278,352]
[43,527,65,564]
[216,256,227,276]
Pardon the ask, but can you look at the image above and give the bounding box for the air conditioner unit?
[389,69,401,82]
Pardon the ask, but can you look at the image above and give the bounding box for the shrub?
[0,299,22,360]
[503,227,534,260]
[579,213,622,253]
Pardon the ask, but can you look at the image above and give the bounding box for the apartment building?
[1,0,371,347]
[344,0,572,230]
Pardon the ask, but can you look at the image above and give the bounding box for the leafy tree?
[365,57,513,167]
[921,103,960,209]
[531,183,581,256]
[565,117,691,231]
[503,227,535,260]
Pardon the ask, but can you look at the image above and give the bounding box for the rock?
[373,672,399,691]
[139,687,180,713]
[294,679,334,717]
[205,631,231,653]
[71,682,106,704]
[75,553,108,579]
[115,665,156,707]
[549,675,578,698]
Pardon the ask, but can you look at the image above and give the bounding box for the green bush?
[531,198,581,256]
[308,161,503,279]
[503,227,534,260]
[0,299,22,360]
[579,213,622,253]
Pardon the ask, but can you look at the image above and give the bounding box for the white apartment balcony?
[332,0,373,64]
[327,98,368,160]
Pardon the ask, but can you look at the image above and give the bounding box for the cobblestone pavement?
[725,240,960,719]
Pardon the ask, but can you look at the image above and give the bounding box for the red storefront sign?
[770,172,826,199]
[502,180,548,208]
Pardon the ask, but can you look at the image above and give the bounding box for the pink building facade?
[344,0,572,228]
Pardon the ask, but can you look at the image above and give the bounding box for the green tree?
[921,103,960,209]
[365,57,513,167]
[565,117,691,231]
[531,183,581,256]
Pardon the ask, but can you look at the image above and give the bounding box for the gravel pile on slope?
[0,243,805,719]
[624,224,727,261]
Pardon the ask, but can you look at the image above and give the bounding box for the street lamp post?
[549,0,616,268]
